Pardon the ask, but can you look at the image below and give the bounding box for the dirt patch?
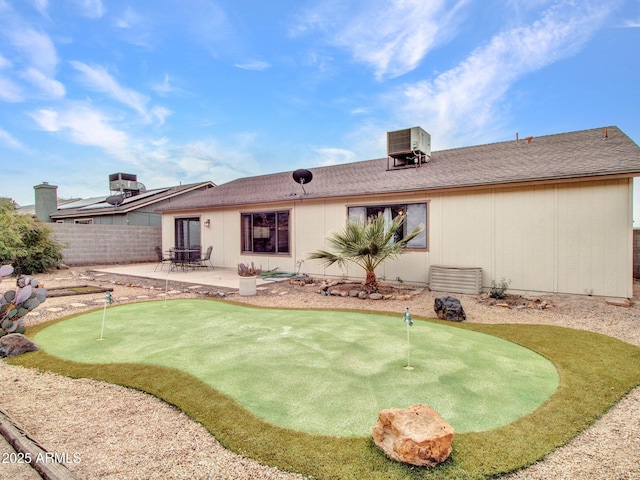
[46,284,114,298]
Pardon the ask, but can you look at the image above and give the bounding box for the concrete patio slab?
[92,263,272,290]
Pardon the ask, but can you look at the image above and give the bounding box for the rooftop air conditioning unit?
[387,127,431,168]
[109,173,140,196]
[387,127,431,157]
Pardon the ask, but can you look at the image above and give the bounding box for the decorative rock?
[369,293,383,300]
[349,289,360,297]
[372,404,454,467]
[606,298,631,307]
[434,296,466,322]
[0,334,39,358]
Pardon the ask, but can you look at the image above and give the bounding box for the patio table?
[170,248,201,271]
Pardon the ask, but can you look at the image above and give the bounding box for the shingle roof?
[159,126,640,211]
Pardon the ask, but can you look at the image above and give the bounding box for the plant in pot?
[237,262,262,296]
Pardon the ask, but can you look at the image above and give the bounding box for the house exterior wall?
[161,177,633,298]
[56,207,162,226]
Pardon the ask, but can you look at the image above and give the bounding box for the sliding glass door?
[174,217,201,262]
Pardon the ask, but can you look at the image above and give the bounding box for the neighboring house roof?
[17,198,79,216]
[159,126,640,212]
[51,181,215,219]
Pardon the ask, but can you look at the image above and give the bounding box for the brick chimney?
[34,182,58,222]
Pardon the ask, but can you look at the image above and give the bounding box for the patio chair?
[154,246,172,271]
[193,245,214,270]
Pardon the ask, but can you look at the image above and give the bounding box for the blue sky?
[2,0,640,219]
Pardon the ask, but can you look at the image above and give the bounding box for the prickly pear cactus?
[0,265,47,337]
[237,262,262,277]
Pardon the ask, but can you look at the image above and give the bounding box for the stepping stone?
[136,295,150,299]
[46,308,64,312]
[70,302,87,307]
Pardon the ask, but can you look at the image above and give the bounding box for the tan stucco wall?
[162,177,633,298]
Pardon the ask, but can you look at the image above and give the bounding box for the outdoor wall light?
[204,219,211,228]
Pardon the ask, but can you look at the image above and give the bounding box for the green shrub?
[0,198,64,275]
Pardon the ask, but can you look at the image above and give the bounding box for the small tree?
[309,213,423,293]
[0,198,64,275]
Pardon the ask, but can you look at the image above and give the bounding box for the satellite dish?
[292,169,313,195]
[292,169,313,185]
[106,194,124,206]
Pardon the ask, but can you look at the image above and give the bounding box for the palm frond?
[308,213,423,291]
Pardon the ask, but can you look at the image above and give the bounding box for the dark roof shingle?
[160,126,640,211]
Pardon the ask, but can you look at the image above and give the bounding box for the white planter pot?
[238,275,257,296]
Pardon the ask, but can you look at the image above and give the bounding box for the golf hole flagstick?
[404,307,413,370]
[98,291,113,341]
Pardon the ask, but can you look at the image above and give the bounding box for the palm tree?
[309,213,424,293]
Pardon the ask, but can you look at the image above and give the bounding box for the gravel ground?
[1,266,639,480]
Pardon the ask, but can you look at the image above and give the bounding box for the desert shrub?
[490,278,511,299]
[0,198,64,275]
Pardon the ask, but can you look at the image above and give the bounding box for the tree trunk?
[364,269,378,293]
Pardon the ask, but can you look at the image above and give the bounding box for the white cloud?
[0,54,11,69]
[314,147,357,166]
[69,61,152,119]
[0,76,23,102]
[132,134,264,188]
[150,74,176,95]
[234,60,271,71]
[7,27,58,75]
[293,0,470,80]
[0,126,24,150]
[394,1,616,148]
[151,106,172,125]
[29,105,130,155]
[340,0,469,80]
[33,0,49,18]
[21,67,65,98]
[114,5,138,28]
[73,0,105,18]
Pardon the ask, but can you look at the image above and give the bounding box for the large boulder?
[434,295,466,322]
[0,333,39,358]
[372,404,454,467]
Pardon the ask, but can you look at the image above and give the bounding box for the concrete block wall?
[50,223,161,265]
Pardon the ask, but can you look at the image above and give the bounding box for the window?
[241,211,290,254]
[347,203,427,248]
[74,218,94,224]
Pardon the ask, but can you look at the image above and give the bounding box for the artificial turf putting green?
[32,299,557,436]
[9,299,640,479]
